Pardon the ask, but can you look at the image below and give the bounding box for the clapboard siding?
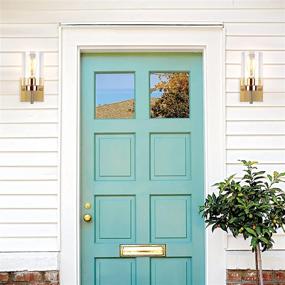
[0,180,58,194]
[226,23,285,36]
[0,237,57,251]
[226,36,285,50]
[0,209,57,223]
[0,95,58,109]
[0,194,57,209]
[0,167,58,180]
[0,109,58,123]
[227,107,285,121]
[227,135,285,149]
[226,50,285,64]
[0,123,58,138]
[0,23,59,252]
[0,66,58,81]
[0,38,58,52]
[0,224,57,237]
[0,52,58,66]
[0,24,58,38]
[226,93,285,106]
[0,0,284,266]
[0,80,58,95]
[227,150,285,163]
[227,121,285,135]
[226,78,285,93]
[226,64,285,79]
[225,22,285,253]
[0,138,58,151]
[0,152,58,167]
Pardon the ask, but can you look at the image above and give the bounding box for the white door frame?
[60,24,226,285]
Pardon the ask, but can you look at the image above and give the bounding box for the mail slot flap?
[120,244,166,257]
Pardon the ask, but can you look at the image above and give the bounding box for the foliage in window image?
[150,72,189,118]
[95,73,135,119]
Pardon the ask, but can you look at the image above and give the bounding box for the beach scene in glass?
[150,72,190,118]
[95,73,135,119]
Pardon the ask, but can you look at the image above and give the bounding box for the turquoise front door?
[81,53,205,285]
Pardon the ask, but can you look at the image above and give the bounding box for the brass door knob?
[83,214,92,223]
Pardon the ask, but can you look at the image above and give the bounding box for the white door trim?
[60,24,226,285]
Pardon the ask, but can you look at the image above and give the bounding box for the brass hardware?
[20,52,45,104]
[84,202,92,209]
[240,51,263,104]
[20,81,44,103]
[120,244,166,257]
[83,214,92,223]
[240,81,263,103]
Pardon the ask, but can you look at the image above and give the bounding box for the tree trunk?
[255,249,259,285]
[255,243,264,285]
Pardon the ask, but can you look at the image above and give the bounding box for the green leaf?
[245,227,257,237]
[259,237,269,244]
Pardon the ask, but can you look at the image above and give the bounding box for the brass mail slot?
[120,244,166,257]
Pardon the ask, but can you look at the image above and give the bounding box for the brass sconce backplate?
[20,85,44,102]
[240,85,263,103]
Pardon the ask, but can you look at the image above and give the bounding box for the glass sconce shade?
[240,51,263,103]
[22,52,44,84]
[241,51,263,87]
[20,52,44,103]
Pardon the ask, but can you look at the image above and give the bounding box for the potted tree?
[200,160,285,285]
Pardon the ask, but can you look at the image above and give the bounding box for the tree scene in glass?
[150,72,190,118]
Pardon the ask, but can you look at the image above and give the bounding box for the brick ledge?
[0,271,59,284]
[227,269,285,285]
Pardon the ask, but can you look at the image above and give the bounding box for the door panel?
[81,53,204,285]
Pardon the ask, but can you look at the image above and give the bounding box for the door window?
[95,72,135,119]
[150,72,190,118]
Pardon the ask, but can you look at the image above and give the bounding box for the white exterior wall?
[0,0,284,272]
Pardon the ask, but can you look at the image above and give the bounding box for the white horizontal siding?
[0,138,58,152]
[227,93,285,106]
[0,152,57,166]
[0,95,58,109]
[226,78,285,93]
[227,135,285,149]
[227,121,285,135]
[0,22,59,253]
[0,0,284,269]
[226,50,285,64]
[227,149,285,163]
[0,167,58,180]
[0,80,58,95]
[226,64,285,79]
[0,52,58,66]
[0,237,57,251]
[0,209,57,223]
[0,66,58,81]
[0,195,57,209]
[0,252,58,271]
[0,224,57,237]
[225,22,285,254]
[0,180,58,194]
[0,124,58,138]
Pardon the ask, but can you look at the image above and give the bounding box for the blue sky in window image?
[95,73,135,105]
[150,73,165,98]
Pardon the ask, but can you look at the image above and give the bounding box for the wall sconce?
[240,51,263,104]
[20,52,44,104]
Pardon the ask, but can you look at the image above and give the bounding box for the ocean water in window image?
[150,72,190,118]
[95,73,135,119]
